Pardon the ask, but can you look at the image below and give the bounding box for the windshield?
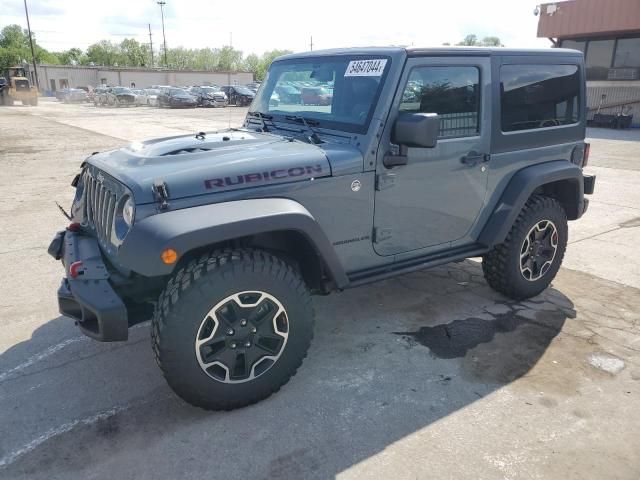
[170,88,190,97]
[113,87,132,94]
[251,55,390,134]
[234,86,253,95]
[201,87,220,93]
[146,89,160,95]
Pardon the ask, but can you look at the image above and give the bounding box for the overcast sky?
[1,0,551,55]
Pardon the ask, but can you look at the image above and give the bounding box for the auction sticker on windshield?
[344,59,387,77]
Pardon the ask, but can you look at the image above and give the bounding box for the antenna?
[310,35,314,51]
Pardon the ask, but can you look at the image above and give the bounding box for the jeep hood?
[86,130,332,204]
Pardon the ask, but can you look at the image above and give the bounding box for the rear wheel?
[482,195,568,300]
[152,249,315,410]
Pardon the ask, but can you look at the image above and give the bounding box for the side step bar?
[346,244,488,288]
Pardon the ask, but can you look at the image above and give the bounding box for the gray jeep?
[49,47,595,410]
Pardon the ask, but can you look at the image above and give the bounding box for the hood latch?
[152,180,170,210]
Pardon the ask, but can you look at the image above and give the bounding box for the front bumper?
[48,229,128,342]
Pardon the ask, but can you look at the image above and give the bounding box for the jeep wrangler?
[49,47,595,410]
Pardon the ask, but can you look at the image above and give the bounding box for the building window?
[585,39,615,80]
[614,37,640,68]
[562,39,586,53]
[500,64,580,132]
[399,66,480,138]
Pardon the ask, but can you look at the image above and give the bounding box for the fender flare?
[117,198,349,287]
[478,160,584,247]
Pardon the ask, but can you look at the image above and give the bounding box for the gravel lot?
[1,98,639,479]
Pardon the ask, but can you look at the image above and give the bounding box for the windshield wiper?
[285,115,323,145]
[248,111,274,132]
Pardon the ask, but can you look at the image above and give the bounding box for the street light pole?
[23,0,39,90]
[157,1,168,67]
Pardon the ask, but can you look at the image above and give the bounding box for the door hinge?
[152,180,170,210]
[373,227,393,243]
[375,173,396,191]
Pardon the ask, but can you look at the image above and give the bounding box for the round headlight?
[122,197,135,226]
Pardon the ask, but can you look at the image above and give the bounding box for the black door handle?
[461,151,489,166]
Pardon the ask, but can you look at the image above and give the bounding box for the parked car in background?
[145,88,160,107]
[189,86,228,107]
[158,87,198,108]
[220,85,255,106]
[91,86,109,105]
[95,86,136,107]
[275,84,301,104]
[245,82,261,93]
[55,88,70,101]
[300,86,332,106]
[62,88,88,103]
[132,89,148,106]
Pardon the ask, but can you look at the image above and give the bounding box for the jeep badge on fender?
[48,46,594,410]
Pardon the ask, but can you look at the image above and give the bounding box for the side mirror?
[392,113,439,148]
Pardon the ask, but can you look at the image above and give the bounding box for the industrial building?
[537,0,640,126]
[27,64,253,94]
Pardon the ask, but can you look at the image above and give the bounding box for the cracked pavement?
[0,100,639,479]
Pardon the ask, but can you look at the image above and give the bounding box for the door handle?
[461,151,489,166]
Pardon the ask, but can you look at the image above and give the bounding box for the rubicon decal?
[205,165,324,189]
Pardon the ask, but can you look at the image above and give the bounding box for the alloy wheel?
[195,291,289,383]
[520,219,559,281]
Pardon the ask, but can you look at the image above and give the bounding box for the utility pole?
[23,0,39,90]
[310,35,314,51]
[148,24,154,67]
[157,1,168,67]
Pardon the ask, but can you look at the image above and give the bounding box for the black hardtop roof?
[279,46,582,60]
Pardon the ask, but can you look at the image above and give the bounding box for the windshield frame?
[251,54,391,135]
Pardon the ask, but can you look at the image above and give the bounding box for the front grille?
[82,168,119,246]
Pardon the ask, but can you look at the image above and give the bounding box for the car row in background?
[55,88,89,103]
[53,82,304,109]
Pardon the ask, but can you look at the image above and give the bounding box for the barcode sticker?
[344,59,387,77]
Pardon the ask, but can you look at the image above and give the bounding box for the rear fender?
[478,160,584,247]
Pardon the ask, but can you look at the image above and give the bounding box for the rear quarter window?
[500,64,580,132]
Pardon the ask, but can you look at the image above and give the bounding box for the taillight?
[571,143,590,168]
[583,142,590,168]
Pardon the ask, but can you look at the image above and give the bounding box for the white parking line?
[0,321,150,383]
[0,336,87,383]
[0,404,128,468]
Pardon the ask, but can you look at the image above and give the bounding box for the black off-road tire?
[151,249,315,410]
[482,195,568,300]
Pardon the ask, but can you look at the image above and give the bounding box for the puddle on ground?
[395,309,568,384]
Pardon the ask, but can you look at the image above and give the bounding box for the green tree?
[456,34,504,47]
[244,53,260,76]
[85,40,120,66]
[254,49,291,80]
[0,24,59,69]
[217,46,244,71]
[119,38,149,67]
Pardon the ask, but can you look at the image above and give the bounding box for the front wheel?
[482,195,568,300]
[152,249,315,410]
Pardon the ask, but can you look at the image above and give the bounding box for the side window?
[501,64,580,132]
[399,66,480,139]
